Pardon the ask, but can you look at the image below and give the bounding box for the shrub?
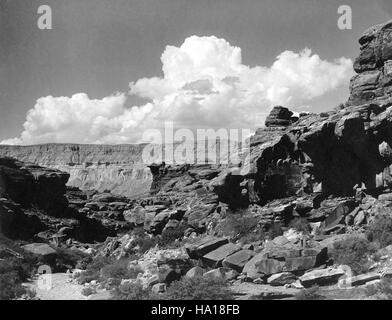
[266,222,284,240]
[330,236,377,275]
[288,217,311,235]
[238,229,265,244]
[366,277,392,299]
[367,214,392,248]
[0,257,37,300]
[295,286,325,300]
[76,256,112,284]
[81,286,97,297]
[217,212,260,241]
[160,276,234,300]
[158,226,186,248]
[76,255,142,287]
[100,258,141,281]
[54,247,89,272]
[132,235,158,254]
[0,272,27,300]
[334,102,346,111]
[111,282,156,300]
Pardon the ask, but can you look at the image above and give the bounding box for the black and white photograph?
[1,0,392,307]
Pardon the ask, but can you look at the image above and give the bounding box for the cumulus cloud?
[1,35,354,145]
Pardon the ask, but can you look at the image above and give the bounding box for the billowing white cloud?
[1,35,354,145]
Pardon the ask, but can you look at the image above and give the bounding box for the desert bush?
[217,211,260,241]
[111,282,156,300]
[76,256,112,284]
[330,236,377,275]
[295,286,325,300]
[54,247,89,271]
[367,214,392,248]
[366,277,392,299]
[266,222,284,240]
[0,257,37,300]
[81,286,97,297]
[131,234,158,254]
[334,102,347,111]
[75,256,93,270]
[158,226,186,248]
[0,272,27,300]
[288,217,311,235]
[160,276,233,300]
[100,258,141,281]
[238,229,265,244]
[76,255,142,287]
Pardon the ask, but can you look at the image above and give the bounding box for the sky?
[0,0,391,144]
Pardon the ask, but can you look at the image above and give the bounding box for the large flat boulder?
[185,237,229,259]
[222,250,254,272]
[299,267,345,287]
[202,243,241,267]
[22,243,57,257]
[243,240,327,279]
[340,272,381,287]
[267,272,297,286]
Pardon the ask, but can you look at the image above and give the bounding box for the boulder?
[22,243,57,266]
[320,200,356,232]
[151,283,166,294]
[354,210,366,226]
[185,266,204,279]
[378,193,392,202]
[340,272,381,287]
[185,237,229,259]
[222,250,254,272]
[149,211,171,234]
[243,241,327,279]
[146,274,160,287]
[158,264,181,285]
[243,254,285,279]
[162,219,180,232]
[299,267,345,287]
[202,243,241,267]
[202,268,230,281]
[91,193,128,203]
[22,243,56,257]
[267,272,297,286]
[265,106,294,127]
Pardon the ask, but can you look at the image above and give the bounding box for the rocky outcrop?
[265,106,298,128]
[349,20,392,106]
[0,157,69,216]
[0,158,118,244]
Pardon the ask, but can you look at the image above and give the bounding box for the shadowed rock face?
[0,158,118,242]
[245,103,392,202]
[0,157,70,216]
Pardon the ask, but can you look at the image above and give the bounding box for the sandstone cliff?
[0,144,153,198]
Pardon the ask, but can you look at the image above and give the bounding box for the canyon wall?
[0,144,153,198]
[0,141,243,198]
